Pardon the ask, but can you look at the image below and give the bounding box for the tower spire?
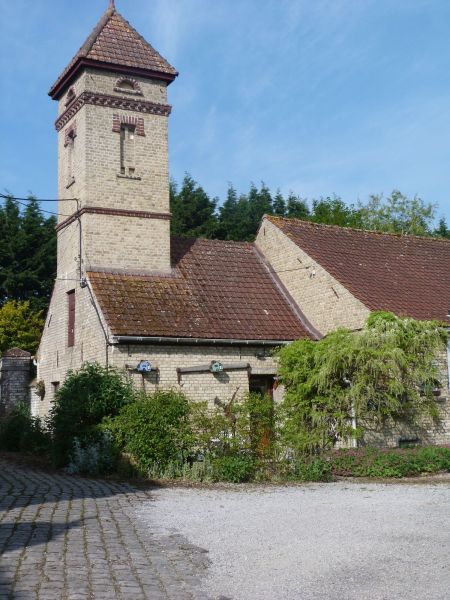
[109,0,115,9]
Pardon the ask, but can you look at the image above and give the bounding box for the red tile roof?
[267,216,450,324]
[88,238,312,342]
[50,6,177,98]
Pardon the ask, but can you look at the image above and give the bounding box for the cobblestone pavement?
[0,460,210,600]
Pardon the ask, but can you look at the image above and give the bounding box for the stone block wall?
[0,349,32,417]
[110,343,280,406]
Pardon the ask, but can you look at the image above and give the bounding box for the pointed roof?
[49,5,178,99]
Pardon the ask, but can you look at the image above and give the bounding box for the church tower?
[49,1,177,278]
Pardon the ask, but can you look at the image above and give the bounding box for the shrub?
[288,457,333,482]
[212,455,255,483]
[104,390,194,474]
[0,403,49,454]
[330,446,450,478]
[277,312,447,455]
[191,392,278,460]
[48,363,135,466]
[66,430,119,476]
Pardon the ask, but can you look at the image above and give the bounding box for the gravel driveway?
[140,480,450,600]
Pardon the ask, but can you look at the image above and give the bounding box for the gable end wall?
[256,218,370,335]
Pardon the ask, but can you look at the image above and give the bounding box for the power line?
[1,197,73,218]
[0,193,78,203]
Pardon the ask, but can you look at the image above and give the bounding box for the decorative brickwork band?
[56,207,171,233]
[65,87,76,107]
[64,121,77,147]
[55,91,172,131]
[112,114,145,136]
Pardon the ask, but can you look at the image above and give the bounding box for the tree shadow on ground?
[0,457,153,510]
[0,519,83,599]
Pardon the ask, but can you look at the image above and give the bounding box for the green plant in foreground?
[212,455,256,483]
[330,446,450,478]
[0,403,49,454]
[104,390,194,474]
[48,363,135,467]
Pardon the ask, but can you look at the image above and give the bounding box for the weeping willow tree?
[277,312,448,455]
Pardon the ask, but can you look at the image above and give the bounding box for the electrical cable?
[0,193,77,203]
[2,198,73,218]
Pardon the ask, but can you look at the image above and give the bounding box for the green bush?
[104,390,194,474]
[0,403,49,454]
[330,446,450,478]
[288,457,333,482]
[48,363,135,466]
[66,430,119,477]
[212,455,255,483]
[191,392,278,460]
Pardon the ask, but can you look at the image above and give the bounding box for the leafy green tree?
[170,174,218,238]
[311,195,361,227]
[357,190,436,235]
[0,300,44,355]
[286,193,310,220]
[277,312,447,455]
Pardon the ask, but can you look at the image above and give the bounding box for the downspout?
[82,278,112,369]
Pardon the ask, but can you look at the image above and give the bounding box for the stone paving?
[0,460,210,600]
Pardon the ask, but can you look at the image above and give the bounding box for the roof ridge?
[266,214,450,244]
[171,235,253,248]
[78,6,115,59]
[114,10,174,72]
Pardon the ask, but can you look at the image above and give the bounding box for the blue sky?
[1,0,450,223]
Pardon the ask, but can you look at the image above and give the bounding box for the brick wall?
[109,343,280,406]
[0,351,31,417]
[56,67,172,274]
[255,218,370,335]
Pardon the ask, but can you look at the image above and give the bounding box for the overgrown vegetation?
[330,446,450,478]
[0,312,447,482]
[277,312,447,455]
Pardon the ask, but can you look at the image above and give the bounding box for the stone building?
[35,2,450,447]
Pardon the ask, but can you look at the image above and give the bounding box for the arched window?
[114,78,143,96]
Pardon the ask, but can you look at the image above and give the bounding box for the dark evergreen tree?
[434,217,450,239]
[248,183,273,234]
[170,174,218,239]
[272,190,287,217]
[217,185,239,240]
[0,195,56,310]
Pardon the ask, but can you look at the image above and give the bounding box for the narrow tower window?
[64,123,77,187]
[120,124,136,176]
[67,290,75,348]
